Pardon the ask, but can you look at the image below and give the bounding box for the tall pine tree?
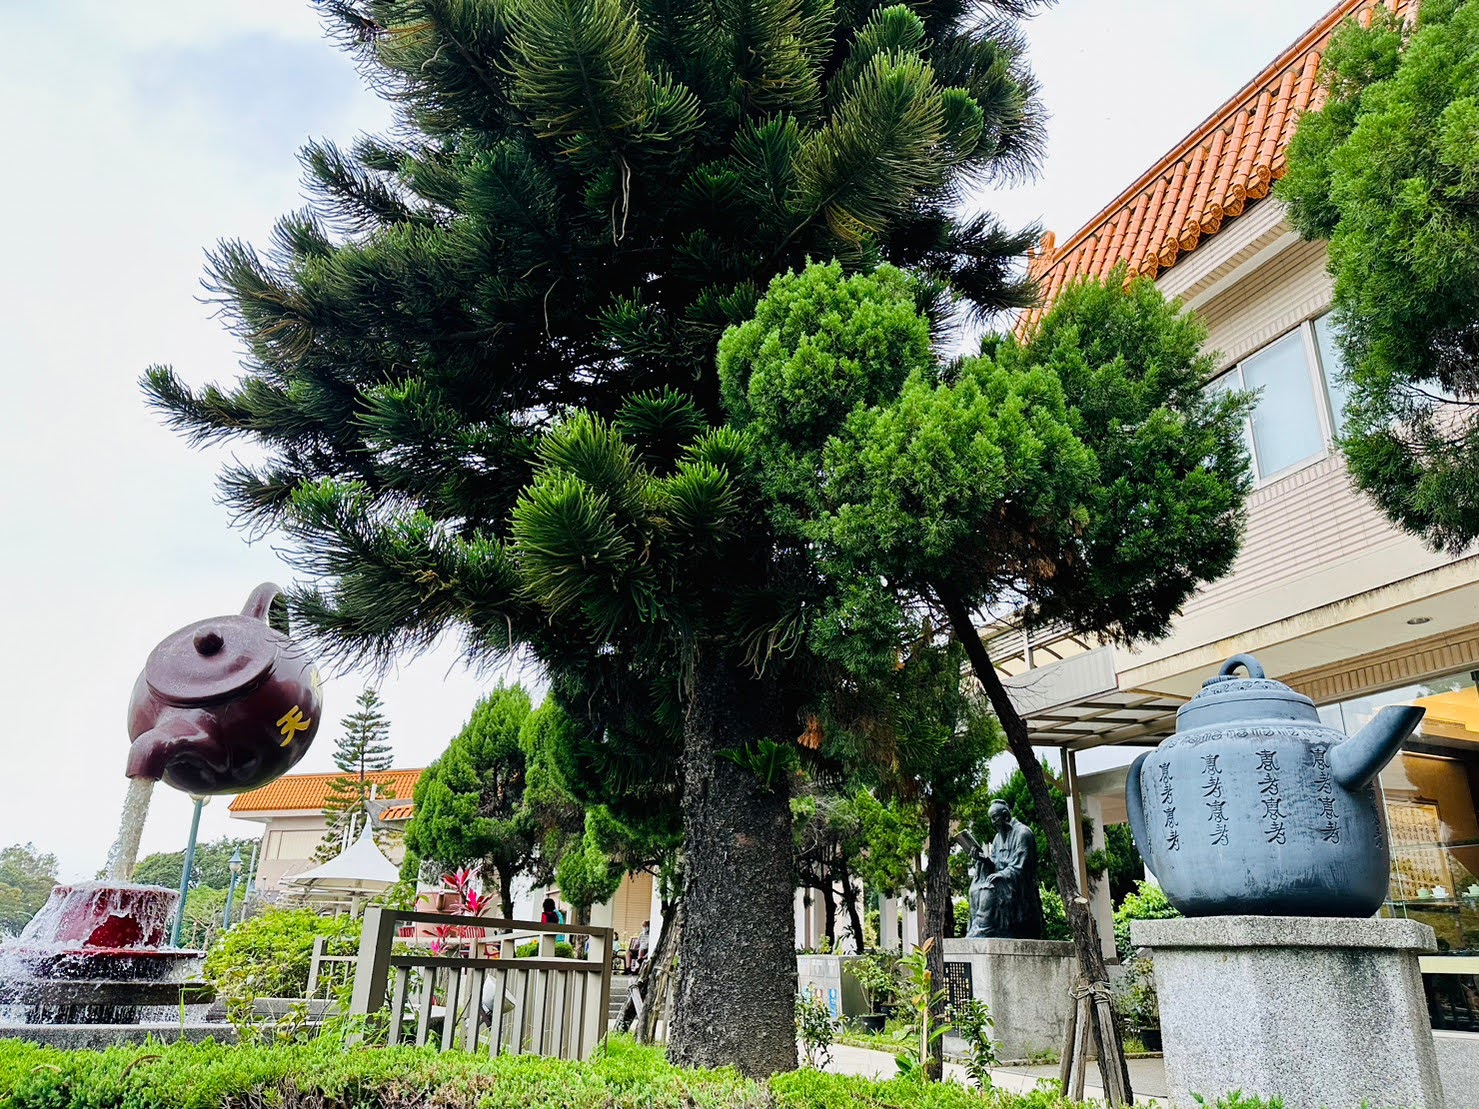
[145,0,1049,1074]
[317,687,394,860]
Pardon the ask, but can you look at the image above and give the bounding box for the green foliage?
[718,738,800,792]
[724,261,1251,664]
[130,836,257,893]
[0,1033,1082,1109]
[317,688,394,861]
[514,940,576,959]
[0,842,57,936]
[202,908,360,1030]
[1039,886,1069,942]
[403,686,539,916]
[949,998,999,1088]
[1111,955,1159,1031]
[180,885,230,951]
[1280,0,1479,549]
[847,950,900,1012]
[795,992,836,1069]
[894,940,948,1082]
[1113,879,1180,961]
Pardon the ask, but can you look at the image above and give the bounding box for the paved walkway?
[823,1043,1169,1104]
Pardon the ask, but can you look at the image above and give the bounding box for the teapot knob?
[1219,654,1265,679]
[192,630,224,657]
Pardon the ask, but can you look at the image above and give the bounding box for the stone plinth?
[1134,916,1444,1109]
[942,937,1075,1061]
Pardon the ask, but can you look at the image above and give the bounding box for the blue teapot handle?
[1219,654,1265,679]
[1125,751,1158,878]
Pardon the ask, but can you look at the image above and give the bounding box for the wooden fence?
[347,908,613,1060]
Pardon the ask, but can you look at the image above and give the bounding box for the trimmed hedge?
[0,1035,1087,1109]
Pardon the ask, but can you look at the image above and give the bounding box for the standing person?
[627,930,641,973]
[540,896,559,923]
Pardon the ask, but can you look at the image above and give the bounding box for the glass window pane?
[1205,368,1256,477]
[1313,314,1352,433]
[1241,330,1324,477]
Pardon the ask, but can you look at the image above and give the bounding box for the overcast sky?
[0,1,1344,882]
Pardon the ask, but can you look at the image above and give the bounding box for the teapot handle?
[1125,751,1159,878]
[242,583,287,632]
[1219,654,1265,679]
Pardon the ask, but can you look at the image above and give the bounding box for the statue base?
[941,937,1076,1061]
[1132,916,1444,1109]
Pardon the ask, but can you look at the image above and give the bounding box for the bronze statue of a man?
[958,800,1044,940]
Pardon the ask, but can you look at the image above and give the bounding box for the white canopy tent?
[280,824,399,916]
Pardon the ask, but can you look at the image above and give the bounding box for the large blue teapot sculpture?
[1126,654,1424,917]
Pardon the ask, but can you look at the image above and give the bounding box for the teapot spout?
[126,712,228,782]
[1329,704,1426,792]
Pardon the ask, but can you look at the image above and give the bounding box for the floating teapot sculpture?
[1126,654,1424,917]
[125,583,322,795]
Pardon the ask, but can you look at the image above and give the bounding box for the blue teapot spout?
[1329,704,1426,792]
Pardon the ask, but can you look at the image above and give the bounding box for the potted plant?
[1111,954,1160,1052]
[847,951,898,1033]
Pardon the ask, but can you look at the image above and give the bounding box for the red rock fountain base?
[0,884,203,1024]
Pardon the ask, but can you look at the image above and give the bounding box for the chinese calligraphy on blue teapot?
[1125,654,1424,917]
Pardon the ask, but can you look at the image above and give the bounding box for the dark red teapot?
[125,583,322,795]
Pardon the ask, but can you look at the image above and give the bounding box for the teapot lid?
[143,614,276,706]
[1175,654,1319,732]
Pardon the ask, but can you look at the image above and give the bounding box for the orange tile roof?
[1017,0,1416,335]
[379,803,415,823]
[228,768,424,813]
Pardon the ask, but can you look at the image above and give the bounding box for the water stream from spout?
[104,778,156,882]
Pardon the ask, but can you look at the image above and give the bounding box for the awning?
[280,823,400,896]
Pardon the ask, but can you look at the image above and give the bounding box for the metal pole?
[244,840,260,905]
[170,796,206,947]
[223,846,243,932]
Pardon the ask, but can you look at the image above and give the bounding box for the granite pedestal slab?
[1133,916,1444,1109]
[942,937,1075,1061]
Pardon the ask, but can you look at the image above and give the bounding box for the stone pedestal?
[942,937,1076,1061]
[1133,916,1444,1109]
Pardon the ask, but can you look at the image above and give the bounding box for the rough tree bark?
[922,796,953,1081]
[939,589,1133,1100]
[497,870,514,922]
[667,658,797,1077]
[821,878,837,947]
[838,858,865,951]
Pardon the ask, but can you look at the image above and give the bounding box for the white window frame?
[1209,316,1344,487]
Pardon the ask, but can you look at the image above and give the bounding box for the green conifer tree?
[317,688,395,861]
[144,0,1049,1074]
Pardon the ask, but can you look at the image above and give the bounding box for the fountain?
[0,584,322,1041]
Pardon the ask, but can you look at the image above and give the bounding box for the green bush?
[1112,880,1179,961]
[0,1035,1097,1109]
[514,939,576,958]
[203,907,361,1022]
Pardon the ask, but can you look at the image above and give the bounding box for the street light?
[223,846,244,931]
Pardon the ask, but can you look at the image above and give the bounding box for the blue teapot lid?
[1175,654,1320,732]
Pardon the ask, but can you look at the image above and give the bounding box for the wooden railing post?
[348,906,398,1022]
[581,927,612,1060]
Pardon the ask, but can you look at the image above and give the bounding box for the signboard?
[943,962,973,1012]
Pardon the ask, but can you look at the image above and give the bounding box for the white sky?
[0,1,1342,881]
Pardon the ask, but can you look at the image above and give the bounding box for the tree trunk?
[939,589,1132,1102]
[667,658,797,1077]
[921,796,953,1081]
[821,879,837,948]
[838,858,865,952]
[498,870,515,921]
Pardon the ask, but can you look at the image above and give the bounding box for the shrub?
[949,998,998,1088]
[203,907,361,1028]
[0,1033,1099,1109]
[514,939,576,958]
[846,950,898,1013]
[795,992,836,1069]
[1113,880,1179,961]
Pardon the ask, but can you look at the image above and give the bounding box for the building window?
[1208,314,1346,485]
[1319,672,1479,1032]
[1312,313,1352,434]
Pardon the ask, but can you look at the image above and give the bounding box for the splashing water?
[104,778,156,882]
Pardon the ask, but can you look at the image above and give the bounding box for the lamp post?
[223,845,244,931]
[169,796,207,948]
